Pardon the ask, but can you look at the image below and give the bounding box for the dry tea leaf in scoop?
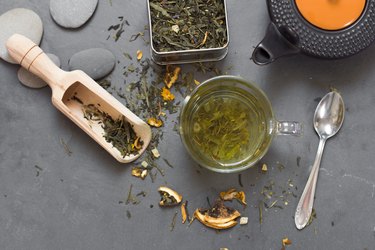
[6,34,151,163]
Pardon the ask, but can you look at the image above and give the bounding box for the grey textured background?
[1,0,375,249]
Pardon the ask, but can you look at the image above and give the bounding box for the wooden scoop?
[6,34,151,163]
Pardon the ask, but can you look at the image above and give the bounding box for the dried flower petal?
[171,24,179,33]
[147,117,163,128]
[164,65,181,88]
[158,186,183,206]
[282,238,292,246]
[161,87,175,101]
[181,202,187,224]
[136,50,143,60]
[194,79,200,85]
[220,188,247,205]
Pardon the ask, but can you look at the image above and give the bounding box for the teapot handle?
[252,23,301,65]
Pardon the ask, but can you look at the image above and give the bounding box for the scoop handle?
[6,34,65,89]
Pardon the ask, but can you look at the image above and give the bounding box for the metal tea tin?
[147,0,229,65]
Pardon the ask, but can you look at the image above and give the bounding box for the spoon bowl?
[314,92,345,139]
[6,34,152,163]
[295,91,345,230]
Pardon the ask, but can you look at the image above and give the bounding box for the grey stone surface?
[1,1,375,250]
[68,48,115,80]
[50,0,98,29]
[0,8,43,64]
[17,53,61,88]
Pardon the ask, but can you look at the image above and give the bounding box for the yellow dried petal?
[163,65,181,88]
[161,87,175,101]
[282,238,292,246]
[194,79,200,85]
[181,202,187,224]
[147,118,163,128]
[136,50,143,60]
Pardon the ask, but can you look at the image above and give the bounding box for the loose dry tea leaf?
[219,189,247,205]
[238,174,243,187]
[149,0,227,52]
[126,184,140,205]
[194,199,240,230]
[98,79,112,90]
[307,208,317,226]
[147,117,163,128]
[136,50,143,60]
[258,201,263,225]
[158,186,182,206]
[82,104,142,157]
[60,138,72,156]
[170,211,178,231]
[130,32,145,42]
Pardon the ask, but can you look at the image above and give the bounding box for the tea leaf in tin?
[150,0,227,52]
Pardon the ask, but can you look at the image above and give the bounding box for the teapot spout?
[252,23,300,65]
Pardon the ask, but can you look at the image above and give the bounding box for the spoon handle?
[295,138,326,229]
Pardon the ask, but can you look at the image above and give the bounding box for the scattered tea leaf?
[170,211,178,231]
[60,138,72,156]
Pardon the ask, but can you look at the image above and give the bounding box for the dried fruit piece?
[161,87,175,101]
[219,188,247,205]
[151,148,160,158]
[239,217,248,225]
[147,117,163,128]
[141,161,148,168]
[194,199,240,230]
[261,163,268,172]
[158,186,182,206]
[132,167,148,180]
[163,65,181,88]
[136,50,143,60]
[181,201,187,224]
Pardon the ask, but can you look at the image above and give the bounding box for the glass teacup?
[179,75,302,173]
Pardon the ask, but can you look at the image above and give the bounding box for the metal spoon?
[295,91,345,230]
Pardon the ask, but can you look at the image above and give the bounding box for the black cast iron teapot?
[252,0,375,65]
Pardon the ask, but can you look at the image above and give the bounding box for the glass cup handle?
[276,121,303,136]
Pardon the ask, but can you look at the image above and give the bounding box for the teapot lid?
[295,0,366,30]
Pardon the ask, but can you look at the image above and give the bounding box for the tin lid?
[295,0,366,30]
